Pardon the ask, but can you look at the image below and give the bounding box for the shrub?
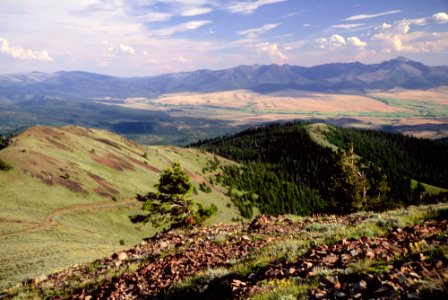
[0,158,12,171]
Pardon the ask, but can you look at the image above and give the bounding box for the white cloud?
[332,23,364,29]
[432,12,448,23]
[316,37,328,49]
[226,0,287,14]
[316,34,367,49]
[315,34,347,49]
[283,40,307,51]
[181,7,212,16]
[176,56,192,63]
[344,10,401,21]
[395,17,427,34]
[0,37,52,61]
[376,23,392,30]
[138,12,173,23]
[152,20,211,36]
[255,42,288,61]
[237,23,280,39]
[302,24,311,27]
[371,14,448,54]
[329,34,346,46]
[119,43,135,55]
[347,36,367,47]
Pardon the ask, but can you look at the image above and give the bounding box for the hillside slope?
[4,204,448,299]
[192,122,448,217]
[0,126,238,290]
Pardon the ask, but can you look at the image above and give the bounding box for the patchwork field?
[96,87,448,139]
[0,126,238,290]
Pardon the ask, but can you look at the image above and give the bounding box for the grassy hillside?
[0,126,238,290]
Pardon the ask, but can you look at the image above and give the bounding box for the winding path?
[0,198,139,238]
[1,158,227,238]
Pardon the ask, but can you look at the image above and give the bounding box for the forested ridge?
[192,122,448,217]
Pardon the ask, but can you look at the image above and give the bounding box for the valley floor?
[3,203,448,299]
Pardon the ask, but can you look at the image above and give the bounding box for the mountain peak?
[393,56,411,63]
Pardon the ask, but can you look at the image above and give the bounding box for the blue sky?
[0,0,447,76]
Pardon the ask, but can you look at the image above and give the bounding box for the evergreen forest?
[192,122,448,218]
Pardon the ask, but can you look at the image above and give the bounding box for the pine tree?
[130,162,216,229]
[329,145,369,213]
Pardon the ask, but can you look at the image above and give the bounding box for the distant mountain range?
[1,57,447,101]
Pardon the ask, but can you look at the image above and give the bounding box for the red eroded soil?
[91,153,134,171]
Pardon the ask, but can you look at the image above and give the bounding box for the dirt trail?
[2,153,226,238]
[0,198,139,238]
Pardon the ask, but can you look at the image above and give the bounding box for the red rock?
[326,275,341,290]
[365,251,375,259]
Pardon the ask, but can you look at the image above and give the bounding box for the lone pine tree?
[130,162,217,229]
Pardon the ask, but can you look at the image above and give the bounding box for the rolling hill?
[0,125,238,290]
[1,57,447,143]
[1,123,448,298]
[192,122,448,217]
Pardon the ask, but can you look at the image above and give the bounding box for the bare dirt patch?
[54,177,89,195]
[62,126,95,138]
[91,153,135,171]
[88,172,119,198]
[45,136,70,151]
[127,156,160,173]
[25,126,60,137]
[94,138,122,150]
[0,217,39,225]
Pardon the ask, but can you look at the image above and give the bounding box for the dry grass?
[145,89,406,113]
[368,88,448,106]
[95,88,448,138]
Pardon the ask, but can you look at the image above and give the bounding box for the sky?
[0,0,447,76]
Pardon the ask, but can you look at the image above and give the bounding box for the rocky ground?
[2,206,448,299]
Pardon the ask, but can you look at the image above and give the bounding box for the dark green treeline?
[192,122,448,218]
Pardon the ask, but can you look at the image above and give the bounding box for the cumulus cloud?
[347,36,367,47]
[376,23,392,30]
[371,14,448,54]
[315,34,347,49]
[316,34,366,49]
[344,10,401,21]
[432,12,448,23]
[119,44,135,55]
[255,42,288,60]
[329,34,346,46]
[237,23,280,39]
[226,0,287,14]
[152,20,211,36]
[0,37,52,61]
